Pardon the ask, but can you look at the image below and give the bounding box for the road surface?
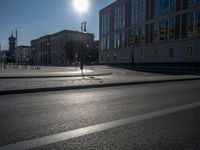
[0,80,200,149]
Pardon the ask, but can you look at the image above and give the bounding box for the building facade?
[100,0,200,67]
[31,30,94,66]
[15,46,31,64]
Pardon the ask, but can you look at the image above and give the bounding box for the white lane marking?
[1,101,200,150]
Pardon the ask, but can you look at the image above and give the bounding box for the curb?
[0,72,112,79]
[0,77,200,96]
[134,68,200,75]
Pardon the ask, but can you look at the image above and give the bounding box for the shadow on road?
[106,65,200,76]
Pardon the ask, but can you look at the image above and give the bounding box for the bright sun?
[73,0,90,14]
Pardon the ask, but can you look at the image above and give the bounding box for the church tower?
[8,31,16,62]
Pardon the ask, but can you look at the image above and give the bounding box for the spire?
[16,27,18,47]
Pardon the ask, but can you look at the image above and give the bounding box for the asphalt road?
[0,80,200,149]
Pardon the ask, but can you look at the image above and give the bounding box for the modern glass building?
[99,0,200,67]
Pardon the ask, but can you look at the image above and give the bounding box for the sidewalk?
[0,66,199,95]
[0,66,112,78]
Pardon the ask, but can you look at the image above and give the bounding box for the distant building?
[1,50,8,63]
[31,30,95,66]
[100,0,200,68]
[15,46,31,64]
[8,33,16,62]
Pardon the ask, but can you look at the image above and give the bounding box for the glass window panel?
[159,20,168,41]
[197,12,200,35]
[154,0,159,18]
[140,25,146,44]
[169,17,175,39]
[187,0,195,7]
[153,21,159,42]
[114,4,125,30]
[152,48,159,59]
[186,12,194,37]
[170,0,176,12]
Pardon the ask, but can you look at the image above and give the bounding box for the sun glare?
[73,0,90,14]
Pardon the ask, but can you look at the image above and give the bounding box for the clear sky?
[0,0,115,50]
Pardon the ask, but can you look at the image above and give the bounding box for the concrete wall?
[100,47,132,64]
[100,38,200,65]
[134,38,200,63]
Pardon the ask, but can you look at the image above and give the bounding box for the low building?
[15,46,31,64]
[31,30,95,66]
[1,50,8,63]
[99,0,200,68]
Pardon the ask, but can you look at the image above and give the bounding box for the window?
[159,20,168,41]
[152,48,159,59]
[101,36,110,51]
[101,56,104,61]
[114,32,125,48]
[154,0,159,18]
[186,12,194,37]
[160,0,169,16]
[186,44,194,57]
[142,0,146,22]
[169,17,175,39]
[168,48,174,58]
[187,0,195,7]
[196,11,200,35]
[141,49,145,60]
[132,0,146,24]
[140,25,146,44]
[132,29,140,44]
[170,0,176,12]
[101,12,110,35]
[114,5,125,30]
[114,53,117,61]
[107,54,110,61]
[153,21,159,42]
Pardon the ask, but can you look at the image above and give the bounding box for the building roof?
[17,45,31,48]
[31,29,95,43]
[99,0,118,13]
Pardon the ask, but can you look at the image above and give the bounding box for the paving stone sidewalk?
[0,74,199,92]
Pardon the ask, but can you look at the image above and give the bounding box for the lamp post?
[131,38,135,68]
[80,21,87,77]
[0,43,2,68]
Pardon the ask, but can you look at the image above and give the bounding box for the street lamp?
[0,43,2,68]
[80,21,87,77]
[131,37,135,68]
[72,0,89,77]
